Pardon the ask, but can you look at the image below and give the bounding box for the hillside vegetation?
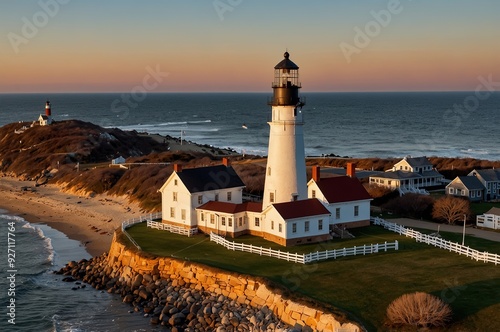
[1,120,499,212]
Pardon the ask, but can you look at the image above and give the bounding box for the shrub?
[386,292,452,328]
[382,193,434,219]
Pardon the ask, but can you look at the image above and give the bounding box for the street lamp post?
[462,214,466,246]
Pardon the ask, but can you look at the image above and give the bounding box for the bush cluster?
[386,292,452,328]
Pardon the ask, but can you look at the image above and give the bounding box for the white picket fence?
[210,233,398,264]
[121,212,163,250]
[372,217,500,265]
[303,241,398,263]
[147,220,198,237]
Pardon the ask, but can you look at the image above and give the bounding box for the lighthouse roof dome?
[274,51,299,70]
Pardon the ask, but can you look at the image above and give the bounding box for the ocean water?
[0,92,499,160]
[0,211,160,332]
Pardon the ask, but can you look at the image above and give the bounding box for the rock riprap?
[56,255,292,331]
[55,232,362,332]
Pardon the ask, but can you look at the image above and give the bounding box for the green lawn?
[470,201,500,215]
[127,223,500,332]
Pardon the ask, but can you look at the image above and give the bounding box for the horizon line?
[0,90,492,95]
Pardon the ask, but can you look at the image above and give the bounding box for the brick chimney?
[346,163,356,178]
[312,165,320,182]
[222,157,230,167]
[173,164,182,173]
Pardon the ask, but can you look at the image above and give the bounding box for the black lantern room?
[268,52,305,107]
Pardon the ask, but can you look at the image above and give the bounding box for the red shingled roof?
[197,201,262,214]
[315,176,372,203]
[272,199,330,220]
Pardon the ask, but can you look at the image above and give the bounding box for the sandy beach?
[0,132,241,258]
[0,176,142,257]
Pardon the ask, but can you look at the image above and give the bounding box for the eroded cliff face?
[58,231,363,331]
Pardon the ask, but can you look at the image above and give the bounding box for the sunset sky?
[1,0,499,93]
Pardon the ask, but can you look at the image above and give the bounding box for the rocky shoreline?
[56,254,295,332]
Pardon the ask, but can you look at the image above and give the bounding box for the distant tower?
[45,100,51,117]
[262,52,307,209]
[38,100,53,126]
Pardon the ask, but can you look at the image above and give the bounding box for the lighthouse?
[262,52,307,209]
[45,100,51,117]
[38,100,53,126]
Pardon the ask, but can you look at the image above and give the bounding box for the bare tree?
[432,196,470,224]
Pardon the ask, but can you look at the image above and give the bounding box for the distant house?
[468,169,500,201]
[476,207,500,230]
[446,176,485,202]
[308,165,372,228]
[112,156,126,165]
[38,114,52,126]
[369,156,444,195]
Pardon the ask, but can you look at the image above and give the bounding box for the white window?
[174,179,178,186]
[201,213,205,222]
[228,218,232,227]
[292,223,297,233]
[461,189,465,195]
[227,192,232,201]
[305,221,310,232]
[478,191,482,197]
[279,224,282,233]
[221,217,226,226]
[449,188,454,194]
[354,205,359,217]
[311,190,316,198]
[318,219,323,231]
[198,195,203,205]
[471,191,475,198]
[270,192,274,203]
[173,192,177,201]
[170,207,175,218]
[181,209,186,220]
[238,217,242,227]
[255,217,260,227]
[210,214,215,224]
[271,220,274,230]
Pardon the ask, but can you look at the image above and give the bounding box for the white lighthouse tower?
[262,52,307,209]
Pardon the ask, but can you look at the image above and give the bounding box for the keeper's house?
[158,158,245,231]
[159,159,377,245]
[308,164,372,229]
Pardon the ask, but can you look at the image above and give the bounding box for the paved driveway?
[390,218,500,242]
